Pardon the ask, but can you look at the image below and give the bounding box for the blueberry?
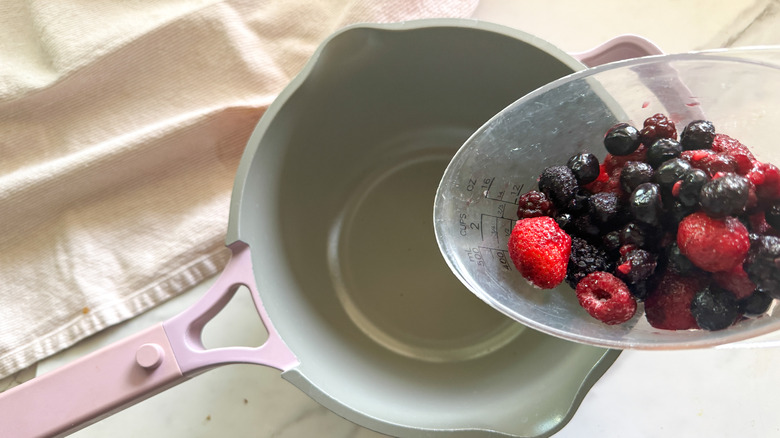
[555,213,573,230]
[677,168,709,207]
[538,165,578,208]
[603,230,622,253]
[646,138,682,168]
[745,235,780,292]
[666,242,695,275]
[699,173,749,218]
[616,249,657,284]
[691,286,740,331]
[604,123,641,156]
[653,158,692,191]
[620,161,654,194]
[739,290,773,316]
[680,120,716,150]
[619,222,649,248]
[629,182,663,227]
[765,200,780,230]
[565,188,591,214]
[567,153,600,185]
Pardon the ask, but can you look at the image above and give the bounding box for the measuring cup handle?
[572,34,664,67]
[0,324,186,437]
[162,240,299,375]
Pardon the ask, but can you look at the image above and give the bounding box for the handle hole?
[201,285,269,350]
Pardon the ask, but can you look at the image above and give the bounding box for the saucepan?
[0,19,660,438]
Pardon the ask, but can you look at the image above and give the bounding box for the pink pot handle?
[572,34,664,67]
[0,241,297,437]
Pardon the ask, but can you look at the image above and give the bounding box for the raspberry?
[711,133,755,174]
[567,153,601,184]
[691,286,741,331]
[644,271,707,330]
[680,120,716,150]
[744,234,780,292]
[507,216,572,289]
[538,166,578,208]
[604,123,641,156]
[747,162,780,200]
[713,264,757,300]
[516,190,555,219]
[566,237,613,288]
[640,113,677,146]
[698,173,750,218]
[681,149,738,177]
[677,212,750,273]
[575,272,637,325]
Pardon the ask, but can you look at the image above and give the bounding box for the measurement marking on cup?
[480,213,514,245]
[465,246,512,271]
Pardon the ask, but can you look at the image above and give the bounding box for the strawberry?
[676,212,750,273]
[713,264,757,300]
[711,133,755,174]
[645,271,708,330]
[507,216,571,289]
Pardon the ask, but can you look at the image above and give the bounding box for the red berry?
[713,265,757,300]
[640,113,677,146]
[676,212,750,273]
[680,149,738,177]
[603,144,648,174]
[516,190,555,219]
[507,216,572,289]
[575,272,637,325]
[645,271,707,330]
[749,162,780,200]
[711,133,755,174]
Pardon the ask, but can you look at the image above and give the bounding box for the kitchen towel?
[0,0,478,379]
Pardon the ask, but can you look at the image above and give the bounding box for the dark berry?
[555,212,573,230]
[667,200,698,226]
[739,290,773,316]
[628,280,652,301]
[653,158,692,191]
[675,168,709,207]
[699,173,750,218]
[744,234,780,292]
[588,192,622,228]
[620,161,654,194]
[604,123,641,156]
[566,188,591,214]
[619,222,654,248]
[690,286,740,331]
[603,231,622,254]
[629,182,663,227]
[538,165,578,208]
[567,153,601,185]
[566,237,611,288]
[646,138,682,168]
[516,190,555,219]
[576,272,637,324]
[666,242,696,275]
[570,214,601,240]
[616,249,657,284]
[640,113,677,146]
[680,120,716,150]
[765,200,780,230]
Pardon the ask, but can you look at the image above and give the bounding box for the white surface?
[37,1,780,437]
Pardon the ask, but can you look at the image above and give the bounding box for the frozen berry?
[765,200,780,230]
[675,168,709,207]
[646,138,682,168]
[653,158,692,191]
[744,234,780,292]
[604,123,641,156]
[645,271,707,330]
[748,162,780,200]
[603,230,622,254]
[566,237,612,288]
[620,161,654,194]
[690,286,740,331]
[680,120,716,150]
[516,190,555,219]
[629,183,663,227]
[508,216,572,289]
[739,290,773,316]
[682,149,738,178]
[567,153,601,185]
[616,249,657,284]
[619,222,650,248]
[713,264,757,300]
[576,271,637,325]
[711,133,755,175]
[538,166,578,208]
[570,214,601,240]
[699,173,750,218]
[666,242,696,275]
[677,212,750,273]
[566,188,591,213]
[588,192,622,228]
[640,113,677,146]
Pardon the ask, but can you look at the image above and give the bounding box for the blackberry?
[619,222,649,248]
[615,248,657,284]
[640,113,677,146]
[676,168,709,207]
[666,242,696,275]
[690,286,740,331]
[538,165,578,208]
[516,190,555,219]
[567,153,600,185]
[653,158,692,191]
[646,138,682,168]
[604,123,641,156]
[570,214,601,240]
[699,173,750,218]
[739,290,773,316]
[629,182,663,227]
[764,200,780,230]
[680,120,716,151]
[744,235,780,292]
[588,192,622,228]
[620,161,654,194]
[566,237,611,288]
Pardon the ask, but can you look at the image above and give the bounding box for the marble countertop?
[21,1,780,437]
